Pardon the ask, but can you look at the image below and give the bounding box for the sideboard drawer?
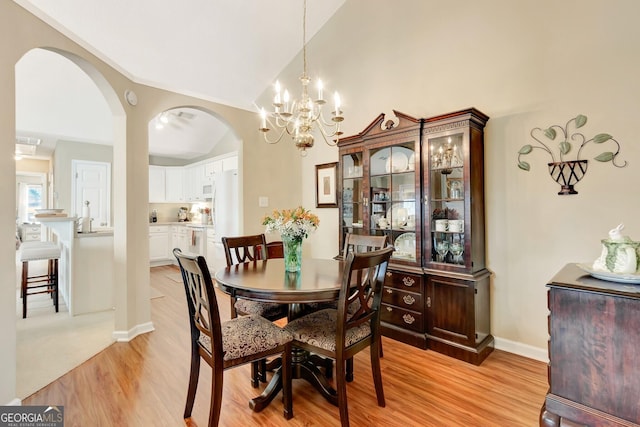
[385,271,423,291]
[382,286,423,312]
[381,304,423,332]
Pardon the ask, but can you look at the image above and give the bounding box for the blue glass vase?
[282,235,303,272]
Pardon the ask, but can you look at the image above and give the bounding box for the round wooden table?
[214,258,344,411]
[215,258,344,304]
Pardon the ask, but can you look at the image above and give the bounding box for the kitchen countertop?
[150,221,214,228]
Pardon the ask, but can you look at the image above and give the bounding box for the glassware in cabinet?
[423,108,488,273]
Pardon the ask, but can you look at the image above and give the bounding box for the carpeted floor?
[15,259,165,399]
[16,290,115,399]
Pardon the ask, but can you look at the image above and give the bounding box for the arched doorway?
[14,47,126,398]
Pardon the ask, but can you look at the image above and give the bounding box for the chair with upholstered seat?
[173,248,293,426]
[19,241,61,318]
[221,234,289,385]
[284,246,394,427]
[222,234,289,321]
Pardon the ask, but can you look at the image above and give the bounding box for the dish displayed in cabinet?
[385,151,409,173]
[394,232,416,259]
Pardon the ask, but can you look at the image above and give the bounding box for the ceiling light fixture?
[258,0,344,156]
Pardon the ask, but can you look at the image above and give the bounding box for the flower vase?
[282,235,303,272]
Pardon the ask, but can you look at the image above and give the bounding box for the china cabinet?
[337,108,493,364]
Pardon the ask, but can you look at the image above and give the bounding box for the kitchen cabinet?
[206,228,216,260]
[337,108,493,364]
[184,164,207,202]
[222,156,238,171]
[165,167,185,203]
[205,160,222,177]
[171,225,189,254]
[149,225,170,264]
[149,166,166,203]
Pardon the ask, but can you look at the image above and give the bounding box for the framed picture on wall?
[315,162,338,208]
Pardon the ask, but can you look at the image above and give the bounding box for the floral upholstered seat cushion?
[284,308,371,352]
[198,315,292,361]
[234,298,288,320]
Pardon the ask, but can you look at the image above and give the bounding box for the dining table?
[214,258,345,412]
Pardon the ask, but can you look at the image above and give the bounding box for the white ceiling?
[14,0,346,160]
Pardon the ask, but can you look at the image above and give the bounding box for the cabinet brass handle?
[402,314,415,324]
[386,289,393,294]
[402,277,415,287]
[427,296,431,308]
[386,307,392,312]
[386,272,392,277]
[403,295,416,305]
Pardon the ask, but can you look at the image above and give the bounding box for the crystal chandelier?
[258,0,344,156]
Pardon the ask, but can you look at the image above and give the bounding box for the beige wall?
[15,158,49,174]
[258,0,640,359]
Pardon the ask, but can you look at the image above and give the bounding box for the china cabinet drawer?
[380,304,423,332]
[385,271,423,292]
[382,286,423,312]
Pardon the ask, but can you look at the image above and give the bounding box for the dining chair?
[173,248,293,426]
[284,246,394,427]
[221,234,289,386]
[343,233,388,257]
[342,233,389,377]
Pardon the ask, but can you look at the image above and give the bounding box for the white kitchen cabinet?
[149,166,166,203]
[171,225,189,254]
[205,160,222,177]
[222,156,238,171]
[149,225,170,264]
[184,164,206,202]
[165,167,185,203]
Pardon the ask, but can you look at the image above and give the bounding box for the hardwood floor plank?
[24,265,548,426]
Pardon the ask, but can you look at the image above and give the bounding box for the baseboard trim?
[112,321,155,342]
[494,336,548,363]
[5,398,21,406]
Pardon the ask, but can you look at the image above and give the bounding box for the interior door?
[72,160,111,227]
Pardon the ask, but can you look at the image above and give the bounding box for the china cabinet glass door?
[340,152,364,243]
[427,133,467,268]
[369,143,418,264]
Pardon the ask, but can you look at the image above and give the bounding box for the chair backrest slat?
[336,247,394,343]
[342,233,388,257]
[173,248,223,359]
[222,234,268,266]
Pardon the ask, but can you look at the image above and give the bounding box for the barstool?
[19,241,61,318]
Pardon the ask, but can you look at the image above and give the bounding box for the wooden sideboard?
[541,263,640,427]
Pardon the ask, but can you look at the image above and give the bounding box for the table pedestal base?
[249,348,338,412]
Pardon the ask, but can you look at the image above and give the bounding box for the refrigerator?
[209,169,239,269]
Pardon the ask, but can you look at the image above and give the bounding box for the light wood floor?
[24,265,548,426]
